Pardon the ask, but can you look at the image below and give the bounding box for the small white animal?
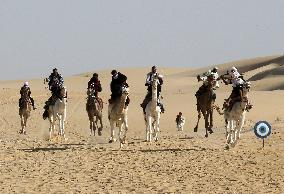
[176,112,185,131]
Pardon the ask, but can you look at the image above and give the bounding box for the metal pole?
[263,139,265,148]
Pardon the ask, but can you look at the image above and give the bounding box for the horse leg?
[89,118,93,136]
[109,120,116,143]
[121,115,128,144]
[237,115,245,140]
[154,114,160,141]
[225,119,230,144]
[49,115,54,139]
[98,115,103,136]
[58,115,63,136]
[62,106,67,139]
[23,115,27,134]
[204,111,209,138]
[20,115,24,134]
[194,110,201,132]
[208,109,214,134]
[62,115,66,139]
[146,116,151,142]
[230,120,234,146]
[92,116,97,136]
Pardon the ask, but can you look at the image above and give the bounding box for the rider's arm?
[145,73,151,86]
[98,82,102,92]
[158,74,164,85]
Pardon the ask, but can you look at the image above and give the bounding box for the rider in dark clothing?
[43,68,64,119]
[109,70,130,106]
[88,73,102,97]
[48,68,64,98]
[87,73,103,109]
[19,82,36,110]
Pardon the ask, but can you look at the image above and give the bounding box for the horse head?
[242,81,251,96]
[59,86,67,99]
[121,86,130,96]
[151,73,160,90]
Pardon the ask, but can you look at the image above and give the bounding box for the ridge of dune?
[170,54,284,91]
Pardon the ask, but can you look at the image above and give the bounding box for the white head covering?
[23,81,29,86]
[231,66,238,72]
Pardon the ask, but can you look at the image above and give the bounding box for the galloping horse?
[48,86,67,139]
[223,82,251,148]
[86,87,103,136]
[108,87,129,148]
[194,75,216,137]
[145,73,161,142]
[19,88,32,134]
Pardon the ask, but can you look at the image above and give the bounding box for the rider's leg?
[30,97,36,109]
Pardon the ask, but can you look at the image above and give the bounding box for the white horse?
[223,82,251,148]
[48,86,67,139]
[145,73,161,142]
[108,87,129,148]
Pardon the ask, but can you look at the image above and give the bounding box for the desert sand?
[0,55,283,193]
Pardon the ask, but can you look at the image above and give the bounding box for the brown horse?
[19,89,32,134]
[86,88,103,136]
[194,76,216,137]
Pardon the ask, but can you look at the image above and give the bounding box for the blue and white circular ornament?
[254,121,272,148]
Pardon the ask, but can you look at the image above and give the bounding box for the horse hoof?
[194,127,198,132]
[208,129,214,134]
[205,134,208,138]
[225,144,230,150]
[98,130,102,136]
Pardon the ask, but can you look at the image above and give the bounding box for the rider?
[195,67,220,102]
[48,68,64,98]
[140,65,165,114]
[19,82,36,110]
[176,112,185,131]
[221,66,252,110]
[87,73,103,108]
[88,73,102,96]
[43,68,64,119]
[109,70,130,107]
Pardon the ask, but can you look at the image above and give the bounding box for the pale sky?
[1,0,284,80]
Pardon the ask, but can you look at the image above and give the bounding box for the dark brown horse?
[194,75,215,137]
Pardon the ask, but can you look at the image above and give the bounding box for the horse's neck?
[22,99,31,111]
[151,81,158,109]
[88,96,98,110]
[117,94,127,114]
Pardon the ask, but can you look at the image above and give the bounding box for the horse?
[48,86,67,140]
[86,87,103,136]
[19,89,32,134]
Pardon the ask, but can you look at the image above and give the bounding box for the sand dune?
[173,55,284,91]
[0,56,283,193]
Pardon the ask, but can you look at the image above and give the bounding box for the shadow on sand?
[138,147,206,153]
[20,147,70,152]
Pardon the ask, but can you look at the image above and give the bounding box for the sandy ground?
[0,56,283,193]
